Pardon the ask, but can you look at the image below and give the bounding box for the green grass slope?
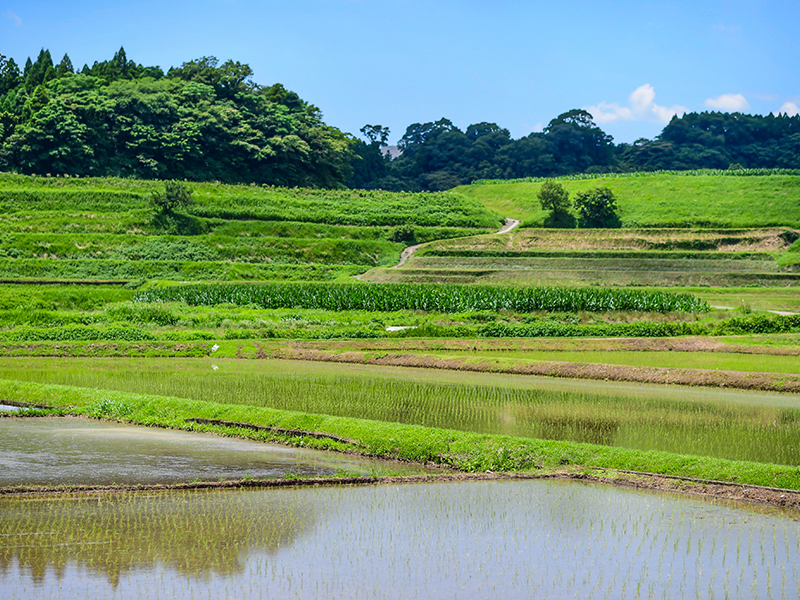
[454,171,800,228]
[0,175,500,283]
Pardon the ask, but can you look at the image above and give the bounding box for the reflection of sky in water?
[1,480,799,599]
[0,418,429,485]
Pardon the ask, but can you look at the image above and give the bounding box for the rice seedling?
[2,357,799,467]
[4,479,795,599]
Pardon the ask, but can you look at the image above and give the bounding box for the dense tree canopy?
[573,186,621,228]
[0,48,353,187]
[2,48,798,190]
[618,112,800,171]
[351,109,800,191]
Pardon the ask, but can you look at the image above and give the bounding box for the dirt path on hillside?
[392,217,519,269]
[355,217,520,279]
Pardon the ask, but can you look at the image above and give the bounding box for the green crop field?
[361,225,800,288]
[1,170,799,493]
[3,359,800,488]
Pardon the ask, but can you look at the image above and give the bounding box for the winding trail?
[392,217,520,269]
[354,217,519,280]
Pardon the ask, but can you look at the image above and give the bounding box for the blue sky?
[2,0,798,144]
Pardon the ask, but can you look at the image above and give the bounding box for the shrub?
[150,181,194,214]
[573,186,621,228]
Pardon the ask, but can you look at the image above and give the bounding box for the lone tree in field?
[537,180,575,227]
[150,181,194,215]
[573,186,621,228]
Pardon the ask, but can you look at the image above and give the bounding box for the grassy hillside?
[0,174,500,283]
[454,171,800,228]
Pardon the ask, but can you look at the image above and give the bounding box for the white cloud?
[4,11,22,27]
[585,84,687,125]
[774,102,799,117]
[704,93,750,112]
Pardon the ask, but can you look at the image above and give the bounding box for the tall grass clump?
[134,283,710,314]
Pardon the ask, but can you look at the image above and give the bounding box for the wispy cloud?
[774,102,799,117]
[585,84,687,125]
[712,23,742,35]
[704,93,750,112]
[4,11,22,27]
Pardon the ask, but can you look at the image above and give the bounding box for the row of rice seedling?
[0,485,309,581]
[134,283,710,313]
[1,480,798,598]
[3,358,799,466]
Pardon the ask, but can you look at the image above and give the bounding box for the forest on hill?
[0,48,352,187]
[351,111,800,191]
[1,48,799,191]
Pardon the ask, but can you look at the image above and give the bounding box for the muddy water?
[1,479,799,599]
[0,418,429,486]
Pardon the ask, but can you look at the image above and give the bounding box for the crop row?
[133,283,710,313]
[473,168,800,185]
[1,312,796,342]
[421,249,776,261]
[0,177,502,229]
[0,234,403,265]
[5,362,800,470]
[0,259,361,282]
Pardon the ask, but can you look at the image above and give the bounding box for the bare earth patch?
[271,345,800,393]
[3,469,799,511]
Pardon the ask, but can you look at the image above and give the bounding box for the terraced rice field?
[3,357,800,466]
[361,228,800,287]
[2,480,799,599]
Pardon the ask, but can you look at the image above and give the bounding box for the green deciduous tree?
[537,180,570,214]
[573,186,621,228]
[538,180,575,228]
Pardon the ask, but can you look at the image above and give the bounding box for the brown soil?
[439,228,799,253]
[273,336,800,356]
[3,469,799,511]
[270,346,800,393]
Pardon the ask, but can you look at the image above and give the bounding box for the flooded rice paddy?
[0,418,429,486]
[1,479,799,599]
[2,357,800,466]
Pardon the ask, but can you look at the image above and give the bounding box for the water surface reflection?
[1,479,799,599]
[0,417,428,486]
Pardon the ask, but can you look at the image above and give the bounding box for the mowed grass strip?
[2,378,799,490]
